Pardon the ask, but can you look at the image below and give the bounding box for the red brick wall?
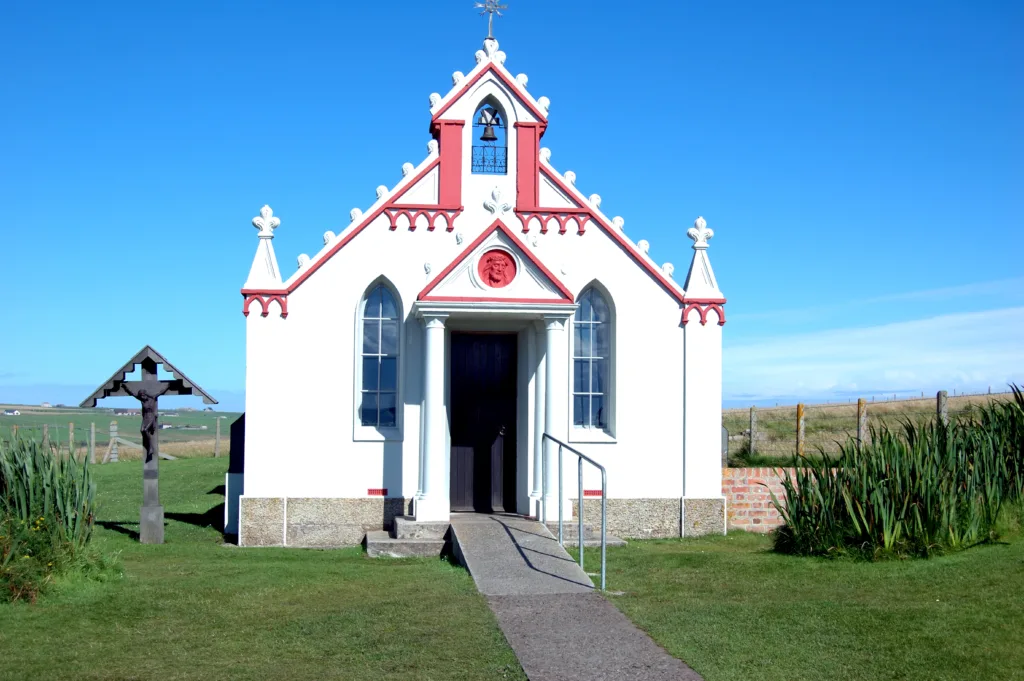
[722,468,796,532]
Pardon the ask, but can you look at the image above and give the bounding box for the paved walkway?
[449,514,703,681]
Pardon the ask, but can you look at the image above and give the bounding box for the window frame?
[569,285,616,443]
[470,99,509,176]
[353,280,403,442]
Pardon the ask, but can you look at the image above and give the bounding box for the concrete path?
[450,514,703,681]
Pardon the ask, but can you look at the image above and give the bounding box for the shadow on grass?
[166,503,225,534]
[207,485,225,496]
[96,520,140,541]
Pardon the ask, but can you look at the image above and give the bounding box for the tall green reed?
[770,386,1024,558]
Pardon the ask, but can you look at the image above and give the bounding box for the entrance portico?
[413,303,574,523]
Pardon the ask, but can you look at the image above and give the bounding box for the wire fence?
[724,390,1014,465]
[1,421,228,462]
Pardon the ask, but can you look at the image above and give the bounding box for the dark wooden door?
[450,333,517,512]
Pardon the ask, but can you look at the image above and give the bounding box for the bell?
[480,125,498,142]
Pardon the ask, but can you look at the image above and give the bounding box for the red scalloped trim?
[431,63,548,128]
[242,293,289,319]
[385,205,464,232]
[514,208,592,235]
[681,299,727,326]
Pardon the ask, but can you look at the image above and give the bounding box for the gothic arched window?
[360,283,400,428]
[472,102,507,174]
[573,288,612,430]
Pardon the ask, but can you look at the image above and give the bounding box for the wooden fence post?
[857,398,868,448]
[42,424,49,449]
[11,424,17,438]
[796,403,806,457]
[748,406,757,456]
[89,422,96,464]
[110,421,119,463]
[68,422,75,456]
[937,390,948,427]
[215,417,221,458]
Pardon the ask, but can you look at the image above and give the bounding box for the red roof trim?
[431,63,549,127]
[420,296,575,305]
[240,158,447,298]
[418,218,574,302]
[538,166,686,304]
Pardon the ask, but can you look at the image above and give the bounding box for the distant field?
[723,392,1013,465]
[0,404,241,458]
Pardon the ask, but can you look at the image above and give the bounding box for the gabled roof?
[418,219,574,304]
[429,38,549,129]
[80,345,217,408]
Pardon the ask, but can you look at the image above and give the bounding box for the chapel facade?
[230,36,727,546]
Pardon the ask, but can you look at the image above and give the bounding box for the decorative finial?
[323,230,336,245]
[686,216,714,250]
[638,239,650,254]
[612,216,625,231]
[350,208,363,223]
[662,262,674,277]
[484,186,512,215]
[475,0,508,40]
[252,205,280,238]
[297,254,310,269]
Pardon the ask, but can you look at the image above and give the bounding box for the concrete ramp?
[450,514,704,681]
[450,514,593,596]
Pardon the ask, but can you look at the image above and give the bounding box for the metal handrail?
[541,433,607,591]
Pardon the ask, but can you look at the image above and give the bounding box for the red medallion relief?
[478,249,517,288]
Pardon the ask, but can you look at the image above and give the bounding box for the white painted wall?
[241,38,724,514]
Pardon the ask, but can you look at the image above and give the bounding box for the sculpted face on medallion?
[477,249,516,288]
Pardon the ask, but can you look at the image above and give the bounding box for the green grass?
[0,458,525,681]
[579,533,1024,681]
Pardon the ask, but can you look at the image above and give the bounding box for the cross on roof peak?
[474,0,508,40]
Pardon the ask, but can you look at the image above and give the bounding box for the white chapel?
[230,34,727,547]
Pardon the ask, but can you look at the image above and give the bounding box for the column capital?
[418,312,449,329]
[542,313,571,331]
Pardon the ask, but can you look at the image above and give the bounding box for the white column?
[530,322,546,516]
[416,313,449,522]
[541,314,570,522]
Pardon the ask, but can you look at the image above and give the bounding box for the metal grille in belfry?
[472,146,507,174]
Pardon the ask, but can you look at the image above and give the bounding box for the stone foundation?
[572,497,725,538]
[238,497,412,548]
[681,497,726,537]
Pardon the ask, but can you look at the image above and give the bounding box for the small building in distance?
[2,409,21,416]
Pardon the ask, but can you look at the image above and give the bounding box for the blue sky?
[1,1,1022,412]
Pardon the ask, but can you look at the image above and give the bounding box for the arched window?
[573,288,611,429]
[360,284,400,428]
[471,101,507,174]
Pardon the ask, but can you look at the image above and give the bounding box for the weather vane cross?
[474,0,508,39]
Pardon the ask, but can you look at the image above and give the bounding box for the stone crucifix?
[81,346,217,544]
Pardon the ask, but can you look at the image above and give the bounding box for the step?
[364,530,447,558]
[392,516,450,540]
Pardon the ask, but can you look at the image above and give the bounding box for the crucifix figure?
[81,346,217,544]
[474,0,508,39]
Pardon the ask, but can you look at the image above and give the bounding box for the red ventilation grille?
[367,488,387,497]
[583,490,603,497]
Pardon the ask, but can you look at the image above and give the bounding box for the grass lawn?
[0,458,525,681]
[579,533,1024,681]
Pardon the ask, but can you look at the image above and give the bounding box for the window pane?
[573,324,584,358]
[362,357,379,391]
[360,392,378,426]
[363,286,382,318]
[379,357,397,391]
[574,359,589,393]
[591,291,608,322]
[573,396,586,426]
[380,321,398,355]
[592,357,607,394]
[592,395,606,429]
[380,288,397,319]
[594,323,609,358]
[579,292,592,323]
[577,325,592,357]
[363,320,380,354]
[379,393,397,427]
